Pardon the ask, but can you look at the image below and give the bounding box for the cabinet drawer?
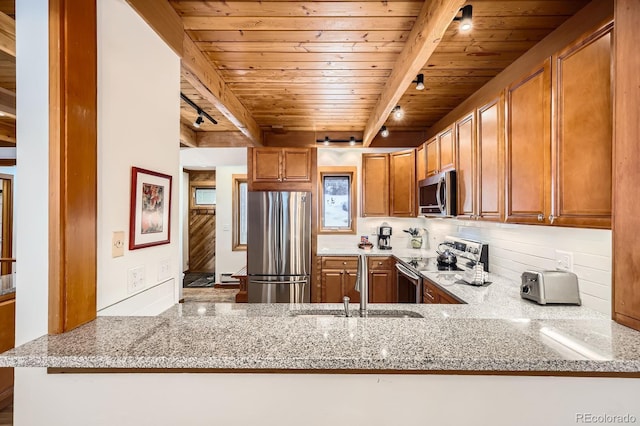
[321,257,358,270]
[368,257,394,270]
[423,281,438,304]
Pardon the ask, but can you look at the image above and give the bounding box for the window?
[232,174,248,250]
[319,167,356,234]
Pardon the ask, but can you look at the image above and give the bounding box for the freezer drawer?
[248,276,310,303]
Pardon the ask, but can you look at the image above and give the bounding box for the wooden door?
[438,127,455,172]
[477,96,504,222]
[506,61,551,225]
[344,269,360,303]
[425,138,439,177]
[361,153,389,216]
[252,149,281,182]
[553,26,612,229]
[455,112,475,219]
[389,149,416,217]
[321,270,344,303]
[416,144,426,181]
[282,148,311,182]
[188,171,216,273]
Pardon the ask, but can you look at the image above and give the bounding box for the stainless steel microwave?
[418,170,457,217]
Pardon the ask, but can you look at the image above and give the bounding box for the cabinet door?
[282,148,312,182]
[252,149,281,182]
[369,270,395,303]
[554,27,612,229]
[422,281,438,304]
[416,144,426,181]
[438,289,461,305]
[0,298,14,410]
[361,154,389,216]
[321,270,345,303]
[389,149,416,217]
[425,138,439,177]
[438,128,455,172]
[506,61,551,224]
[343,269,360,303]
[477,97,504,221]
[455,112,475,219]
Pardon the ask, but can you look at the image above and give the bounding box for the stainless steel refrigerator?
[247,191,311,303]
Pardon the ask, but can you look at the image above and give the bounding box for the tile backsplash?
[318,217,612,315]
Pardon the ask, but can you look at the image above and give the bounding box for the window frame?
[232,174,248,251]
[318,166,357,235]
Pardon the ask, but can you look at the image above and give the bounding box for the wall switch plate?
[158,259,171,281]
[127,266,145,294]
[555,250,574,272]
[112,231,125,258]
[223,224,230,231]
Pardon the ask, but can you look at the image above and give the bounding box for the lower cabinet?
[423,279,462,304]
[368,257,396,303]
[0,295,15,410]
[320,257,359,303]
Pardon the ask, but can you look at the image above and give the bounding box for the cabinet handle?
[283,177,287,181]
[343,262,347,265]
[537,214,544,222]
[378,262,383,265]
[549,215,556,224]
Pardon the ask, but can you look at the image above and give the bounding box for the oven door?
[395,263,422,303]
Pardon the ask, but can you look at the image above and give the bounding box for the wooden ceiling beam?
[0,87,15,118]
[362,0,466,146]
[0,11,15,57]
[197,131,252,147]
[180,122,197,147]
[182,35,263,146]
[125,0,183,56]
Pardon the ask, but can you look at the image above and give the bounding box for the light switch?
[112,231,125,257]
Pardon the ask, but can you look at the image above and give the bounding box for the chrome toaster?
[520,270,582,305]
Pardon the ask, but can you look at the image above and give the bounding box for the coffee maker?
[377,223,392,250]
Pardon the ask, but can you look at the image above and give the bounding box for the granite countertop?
[1,252,639,374]
[317,246,434,258]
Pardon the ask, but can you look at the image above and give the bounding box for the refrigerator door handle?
[249,279,308,285]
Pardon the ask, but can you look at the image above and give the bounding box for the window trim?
[232,174,248,251]
[318,166,357,235]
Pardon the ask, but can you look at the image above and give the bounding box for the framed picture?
[129,167,172,250]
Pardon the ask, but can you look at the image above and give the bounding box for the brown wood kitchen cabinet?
[320,256,359,303]
[0,294,15,410]
[455,111,476,219]
[423,278,462,304]
[248,147,316,191]
[477,96,505,222]
[415,143,426,181]
[426,127,455,178]
[368,257,396,303]
[361,150,415,217]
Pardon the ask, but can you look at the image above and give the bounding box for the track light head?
[393,105,404,120]
[454,5,473,31]
[380,126,389,138]
[193,111,204,128]
[413,73,425,90]
[324,136,330,146]
[349,136,356,146]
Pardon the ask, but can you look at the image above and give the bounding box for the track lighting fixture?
[380,126,389,138]
[193,110,204,128]
[180,92,218,128]
[392,105,404,120]
[315,136,363,146]
[413,74,425,91]
[454,5,473,32]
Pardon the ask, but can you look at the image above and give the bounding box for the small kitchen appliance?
[520,270,582,305]
[436,243,457,267]
[377,223,392,250]
[418,170,457,217]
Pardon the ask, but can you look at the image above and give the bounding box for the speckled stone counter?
[1,301,640,374]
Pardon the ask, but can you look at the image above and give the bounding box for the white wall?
[423,219,612,315]
[14,0,50,345]
[96,0,180,315]
[317,148,428,250]
[181,148,248,280]
[15,368,640,426]
[215,165,247,278]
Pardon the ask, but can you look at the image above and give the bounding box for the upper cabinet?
[477,96,504,222]
[362,149,415,217]
[416,143,426,181]
[553,25,612,228]
[426,127,456,178]
[249,147,315,191]
[505,60,551,225]
[455,112,475,219]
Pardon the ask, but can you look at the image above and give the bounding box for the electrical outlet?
[555,250,574,272]
[127,266,145,294]
[158,259,171,281]
[112,231,125,258]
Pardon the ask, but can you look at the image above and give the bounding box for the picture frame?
[129,167,172,250]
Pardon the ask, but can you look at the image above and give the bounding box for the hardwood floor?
[0,403,12,426]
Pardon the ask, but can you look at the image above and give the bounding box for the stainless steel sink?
[289,309,423,318]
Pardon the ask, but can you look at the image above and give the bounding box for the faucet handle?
[343,296,351,317]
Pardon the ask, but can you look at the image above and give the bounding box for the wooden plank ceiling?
[171,0,591,145]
